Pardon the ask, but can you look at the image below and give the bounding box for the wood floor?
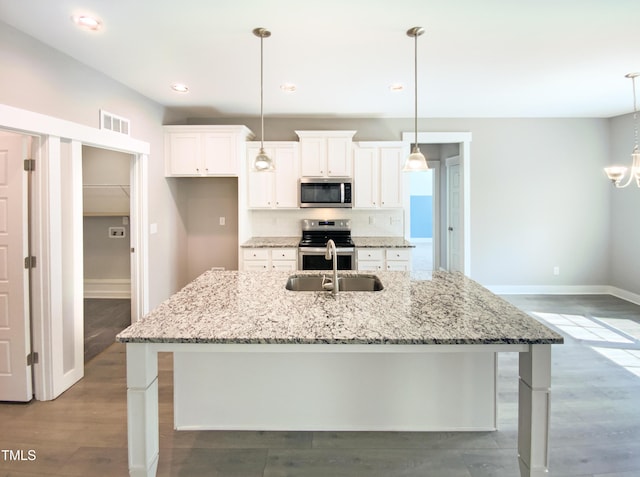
[84,298,131,364]
[1,294,640,476]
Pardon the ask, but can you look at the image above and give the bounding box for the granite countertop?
[352,237,414,248]
[117,270,563,346]
[241,237,300,248]
[241,236,414,248]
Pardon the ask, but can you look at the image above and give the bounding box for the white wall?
[608,113,640,296]
[0,21,183,308]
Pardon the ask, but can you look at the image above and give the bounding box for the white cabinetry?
[356,248,385,271]
[296,131,356,177]
[353,142,405,209]
[385,249,412,271]
[242,248,297,271]
[164,125,253,177]
[357,248,412,271]
[247,142,299,208]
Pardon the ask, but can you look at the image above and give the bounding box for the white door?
[0,133,32,402]
[447,159,463,272]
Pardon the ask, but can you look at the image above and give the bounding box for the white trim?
[0,102,150,400]
[84,279,132,299]
[605,286,640,306]
[0,104,149,154]
[487,284,640,305]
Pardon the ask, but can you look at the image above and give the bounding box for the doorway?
[409,165,435,271]
[402,132,471,275]
[82,146,133,363]
[0,103,149,401]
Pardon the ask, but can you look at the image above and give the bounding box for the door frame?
[402,132,471,275]
[0,103,150,400]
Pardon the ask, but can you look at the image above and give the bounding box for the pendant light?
[402,26,429,172]
[252,27,274,171]
[604,72,640,188]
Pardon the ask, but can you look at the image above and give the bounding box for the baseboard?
[607,286,640,306]
[84,278,131,299]
[487,284,640,306]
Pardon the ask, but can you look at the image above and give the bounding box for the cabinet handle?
[196,168,200,173]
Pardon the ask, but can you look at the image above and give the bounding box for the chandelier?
[604,73,640,188]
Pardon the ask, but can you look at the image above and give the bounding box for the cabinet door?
[386,261,411,271]
[272,261,297,271]
[358,261,384,271]
[203,132,237,175]
[167,133,201,175]
[244,261,270,271]
[327,137,352,176]
[379,147,403,208]
[300,137,325,176]
[274,146,299,208]
[353,147,378,208]
[247,146,275,208]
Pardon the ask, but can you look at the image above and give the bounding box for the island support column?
[518,344,551,477]
[126,343,159,477]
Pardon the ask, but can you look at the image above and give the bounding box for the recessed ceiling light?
[389,83,405,92]
[71,14,102,31]
[171,83,189,93]
[280,83,297,92]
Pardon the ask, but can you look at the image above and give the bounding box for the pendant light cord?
[260,34,265,150]
[633,75,638,152]
[413,31,418,152]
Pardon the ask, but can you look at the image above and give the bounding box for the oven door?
[299,248,355,271]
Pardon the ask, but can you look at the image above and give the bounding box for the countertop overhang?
[117,270,564,346]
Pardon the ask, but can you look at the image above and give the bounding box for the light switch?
[219,217,226,226]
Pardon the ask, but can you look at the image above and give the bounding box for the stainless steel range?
[298,219,355,270]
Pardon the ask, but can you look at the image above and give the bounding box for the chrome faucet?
[324,239,339,295]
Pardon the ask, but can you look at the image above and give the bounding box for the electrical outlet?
[109,226,126,238]
[553,266,560,276]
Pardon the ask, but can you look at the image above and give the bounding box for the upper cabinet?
[353,142,406,209]
[164,125,254,177]
[296,130,356,177]
[247,142,300,209]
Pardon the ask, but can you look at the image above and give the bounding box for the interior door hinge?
[27,352,39,366]
[23,159,36,172]
[24,256,36,269]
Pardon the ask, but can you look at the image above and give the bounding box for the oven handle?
[299,247,354,253]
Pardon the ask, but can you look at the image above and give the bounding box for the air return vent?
[100,109,131,136]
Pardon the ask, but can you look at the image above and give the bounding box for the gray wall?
[82,146,131,281]
[0,21,184,308]
[2,19,635,297]
[608,113,640,295]
[193,116,614,290]
[175,177,239,283]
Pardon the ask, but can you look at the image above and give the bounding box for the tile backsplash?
[250,209,405,237]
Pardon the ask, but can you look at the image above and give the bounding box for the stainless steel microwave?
[299,178,353,208]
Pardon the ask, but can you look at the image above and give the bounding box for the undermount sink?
[285,274,384,292]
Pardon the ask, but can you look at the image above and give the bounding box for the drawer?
[357,248,384,261]
[243,248,270,261]
[271,248,297,261]
[386,249,412,261]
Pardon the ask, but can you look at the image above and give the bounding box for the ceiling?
[1,0,639,119]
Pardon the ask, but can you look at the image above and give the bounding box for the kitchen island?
[117,270,563,477]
